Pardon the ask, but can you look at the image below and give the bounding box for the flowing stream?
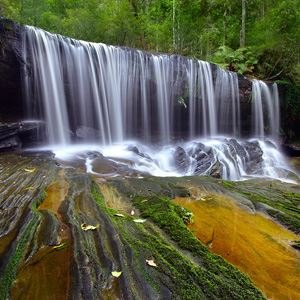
[22,26,296,181]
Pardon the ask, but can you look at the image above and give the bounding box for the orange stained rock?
[11,172,71,300]
[38,170,69,221]
[174,194,300,300]
[11,244,71,300]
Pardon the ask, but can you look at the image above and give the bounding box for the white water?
[22,26,296,181]
[46,138,297,183]
[251,80,280,141]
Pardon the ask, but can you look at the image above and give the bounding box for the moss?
[220,182,300,234]
[32,190,47,212]
[91,182,264,299]
[0,215,38,299]
[266,209,300,234]
[221,180,236,189]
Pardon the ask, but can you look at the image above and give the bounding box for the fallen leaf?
[111,271,122,278]
[24,168,36,173]
[114,213,125,217]
[133,219,146,223]
[81,223,99,231]
[146,259,157,267]
[24,186,34,191]
[130,210,135,216]
[53,243,66,251]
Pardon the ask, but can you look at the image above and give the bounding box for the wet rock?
[127,145,152,161]
[244,141,263,173]
[209,160,223,178]
[174,146,190,174]
[291,241,300,252]
[0,18,23,121]
[0,136,21,151]
[0,121,44,151]
[282,144,300,157]
[127,145,139,154]
[193,152,215,175]
[228,139,247,159]
[86,151,103,159]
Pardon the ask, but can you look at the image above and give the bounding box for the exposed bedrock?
[0,153,269,299]
[0,121,46,151]
[0,18,23,122]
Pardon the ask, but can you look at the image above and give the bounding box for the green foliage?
[211,46,259,75]
[0,0,299,82]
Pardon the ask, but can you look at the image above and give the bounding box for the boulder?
[174,146,190,174]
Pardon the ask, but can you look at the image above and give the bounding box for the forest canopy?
[0,0,299,83]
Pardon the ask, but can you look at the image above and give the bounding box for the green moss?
[221,180,236,188]
[0,215,38,299]
[220,182,300,234]
[91,182,264,299]
[32,190,47,212]
[267,209,300,234]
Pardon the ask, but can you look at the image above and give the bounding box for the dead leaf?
[111,271,122,278]
[24,168,36,173]
[130,210,135,216]
[114,213,125,217]
[146,259,157,267]
[133,219,146,223]
[53,243,66,251]
[24,186,34,191]
[81,223,99,231]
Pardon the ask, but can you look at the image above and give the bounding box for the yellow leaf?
[24,186,34,191]
[81,223,99,231]
[53,243,66,251]
[114,213,125,217]
[133,219,146,223]
[24,168,36,173]
[111,271,122,278]
[146,259,157,267]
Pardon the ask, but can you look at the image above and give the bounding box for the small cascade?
[23,27,71,145]
[214,69,241,137]
[187,61,216,138]
[251,80,280,141]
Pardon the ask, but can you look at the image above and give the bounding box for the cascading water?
[22,26,297,182]
[251,79,280,141]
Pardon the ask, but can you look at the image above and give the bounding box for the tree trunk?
[240,0,246,48]
[173,0,176,52]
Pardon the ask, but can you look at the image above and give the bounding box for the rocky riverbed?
[0,152,299,299]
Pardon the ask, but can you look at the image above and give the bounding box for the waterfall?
[214,69,240,137]
[22,26,295,182]
[251,79,280,141]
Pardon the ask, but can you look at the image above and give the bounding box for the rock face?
[0,121,45,151]
[0,18,23,121]
[174,146,190,174]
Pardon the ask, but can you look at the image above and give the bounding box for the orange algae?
[11,172,71,300]
[38,170,69,220]
[174,194,300,300]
